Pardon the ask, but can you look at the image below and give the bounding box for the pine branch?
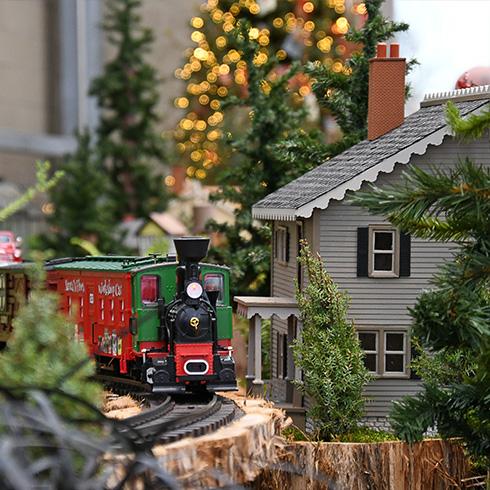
[446,101,490,142]
[0,161,64,223]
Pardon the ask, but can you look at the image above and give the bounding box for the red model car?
[0,232,22,262]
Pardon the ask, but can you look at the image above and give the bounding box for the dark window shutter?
[357,227,369,277]
[399,232,411,276]
[286,231,290,262]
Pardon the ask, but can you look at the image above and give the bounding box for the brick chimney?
[368,43,406,140]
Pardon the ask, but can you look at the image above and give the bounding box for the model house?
[235,44,490,429]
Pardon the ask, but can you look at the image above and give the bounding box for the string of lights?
[169,0,365,185]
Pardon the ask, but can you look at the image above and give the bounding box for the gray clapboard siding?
[363,379,423,418]
[267,130,490,417]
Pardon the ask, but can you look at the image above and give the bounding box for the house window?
[384,331,406,373]
[358,331,378,373]
[370,226,399,277]
[358,329,408,377]
[357,226,411,278]
[275,226,289,264]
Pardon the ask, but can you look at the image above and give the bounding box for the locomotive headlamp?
[186,281,203,299]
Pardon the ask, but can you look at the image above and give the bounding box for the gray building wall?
[0,0,200,238]
[269,131,490,419]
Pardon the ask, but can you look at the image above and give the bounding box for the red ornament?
[455,66,490,89]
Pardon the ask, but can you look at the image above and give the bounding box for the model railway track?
[96,373,154,400]
[105,385,241,448]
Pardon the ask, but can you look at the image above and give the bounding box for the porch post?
[285,315,295,403]
[251,313,264,397]
[292,319,303,407]
[245,314,256,394]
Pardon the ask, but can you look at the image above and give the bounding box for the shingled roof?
[252,86,490,221]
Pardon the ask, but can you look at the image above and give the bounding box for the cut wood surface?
[104,392,470,489]
[152,395,288,488]
[253,438,469,490]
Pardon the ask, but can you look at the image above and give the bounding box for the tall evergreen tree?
[90,0,169,220]
[350,102,490,465]
[32,130,119,257]
[280,0,416,165]
[173,0,360,183]
[206,20,315,297]
[292,240,372,440]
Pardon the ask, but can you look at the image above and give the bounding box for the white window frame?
[358,329,409,378]
[384,331,407,375]
[368,225,400,278]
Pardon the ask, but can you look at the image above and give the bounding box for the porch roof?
[234,296,299,320]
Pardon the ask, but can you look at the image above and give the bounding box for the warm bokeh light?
[356,3,367,15]
[175,0,359,181]
[165,175,176,187]
[249,27,260,39]
[303,2,314,14]
[191,17,204,28]
[42,203,55,215]
[336,17,349,34]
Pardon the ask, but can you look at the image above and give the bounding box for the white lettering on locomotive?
[65,279,85,293]
[98,279,123,297]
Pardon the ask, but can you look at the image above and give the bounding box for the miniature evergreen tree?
[32,130,121,257]
[90,0,169,220]
[350,102,490,465]
[206,20,315,297]
[292,240,372,440]
[280,0,416,165]
[0,269,103,419]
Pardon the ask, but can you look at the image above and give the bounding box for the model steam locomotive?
[0,237,237,394]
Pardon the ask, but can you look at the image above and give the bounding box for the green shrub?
[292,240,373,441]
[0,271,103,418]
[335,427,399,443]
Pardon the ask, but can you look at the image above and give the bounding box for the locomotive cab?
[139,237,237,394]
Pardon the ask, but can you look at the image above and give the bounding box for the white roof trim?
[252,207,299,221]
[253,96,490,222]
[421,84,490,107]
[253,125,450,221]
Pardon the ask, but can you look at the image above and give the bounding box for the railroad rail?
[100,374,242,448]
[125,393,239,446]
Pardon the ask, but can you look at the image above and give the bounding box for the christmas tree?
[90,0,169,220]
[171,0,362,185]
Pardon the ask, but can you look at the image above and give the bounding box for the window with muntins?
[357,226,411,278]
[370,226,398,277]
[275,226,289,264]
[358,329,408,377]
